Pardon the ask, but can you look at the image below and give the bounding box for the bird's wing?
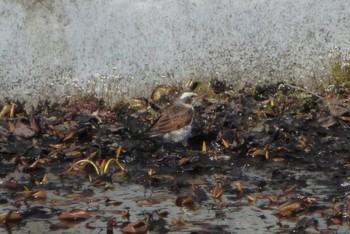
[146,104,194,136]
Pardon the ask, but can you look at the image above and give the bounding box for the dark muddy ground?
[0,81,349,234]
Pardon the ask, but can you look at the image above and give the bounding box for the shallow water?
[1,153,350,234]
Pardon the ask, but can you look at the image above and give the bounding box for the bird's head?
[178,92,198,105]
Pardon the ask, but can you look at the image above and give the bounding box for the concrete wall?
[1,0,349,104]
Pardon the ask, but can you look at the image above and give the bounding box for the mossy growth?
[326,48,350,96]
[330,60,350,87]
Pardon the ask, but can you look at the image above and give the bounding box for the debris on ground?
[0,79,349,233]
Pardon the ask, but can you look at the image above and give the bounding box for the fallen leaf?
[121,221,147,234]
[177,157,190,166]
[222,138,229,148]
[59,209,91,220]
[246,194,257,203]
[175,196,194,207]
[17,190,47,200]
[339,115,350,121]
[171,216,186,227]
[0,211,22,223]
[276,201,303,216]
[246,146,270,159]
[32,190,48,199]
[0,104,13,118]
[156,210,169,217]
[234,181,243,193]
[105,199,123,206]
[202,141,207,153]
[211,183,224,199]
[272,157,285,162]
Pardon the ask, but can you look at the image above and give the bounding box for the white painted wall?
[0,0,349,103]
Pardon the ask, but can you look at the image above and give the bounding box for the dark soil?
[0,81,349,234]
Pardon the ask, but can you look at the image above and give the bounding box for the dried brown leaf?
[65,193,85,200]
[339,115,350,121]
[277,201,302,216]
[175,196,194,207]
[121,221,148,234]
[59,209,91,220]
[265,194,280,203]
[171,216,186,227]
[136,198,155,207]
[177,157,190,166]
[156,210,169,217]
[211,184,224,199]
[247,194,257,203]
[246,146,269,159]
[17,191,47,199]
[234,181,243,193]
[0,104,12,118]
[62,131,76,142]
[151,175,175,181]
[0,211,22,223]
[105,199,123,206]
[272,157,285,162]
[32,190,47,199]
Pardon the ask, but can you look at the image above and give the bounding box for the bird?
[144,91,197,144]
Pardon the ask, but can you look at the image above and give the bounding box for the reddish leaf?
[177,157,190,166]
[17,190,47,200]
[32,190,48,199]
[59,209,91,220]
[175,196,194,207]
[0,211,22,223]
[339,115,350,121]
[105,199,123,206]
[281,184,298,196]
[171,216,186,227]
[211,183,224,199]
[156,210,169,217]
[121,221,147,234]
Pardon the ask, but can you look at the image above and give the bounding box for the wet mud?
[0,81,349,233]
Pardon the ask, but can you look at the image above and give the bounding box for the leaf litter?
[0,80,349,233]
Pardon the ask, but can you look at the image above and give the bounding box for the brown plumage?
[145,92,197,143]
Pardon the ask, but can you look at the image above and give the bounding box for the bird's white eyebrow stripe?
[179,92,197,99]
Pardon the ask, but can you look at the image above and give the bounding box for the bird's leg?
[180,139,193,156]
[180,139,188,147]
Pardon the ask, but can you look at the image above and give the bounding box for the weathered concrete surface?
[0,0,349,104]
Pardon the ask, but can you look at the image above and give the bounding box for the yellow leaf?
[222,139,229,148]
[202,141,207,153]
[148,168,155,177]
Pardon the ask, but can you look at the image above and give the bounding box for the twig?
[281,84,324,100]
